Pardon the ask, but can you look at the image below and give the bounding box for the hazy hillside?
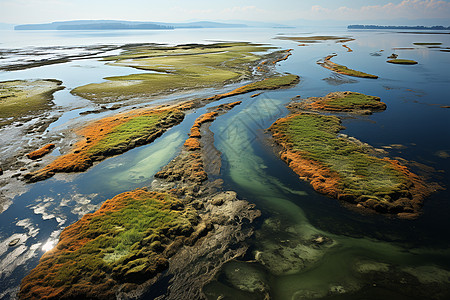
[15,20,248,30]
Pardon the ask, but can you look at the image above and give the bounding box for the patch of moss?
[0,79,63,126]
[270,113,430,216]
[387,59,418,65]
[243,74,299,90]
[72,43,277,103]
[19,189,199,299]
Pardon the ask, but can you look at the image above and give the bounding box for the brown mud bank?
[19,101,260,300]
[269,92,438,219]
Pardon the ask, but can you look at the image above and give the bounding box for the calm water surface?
[0,27,449,299]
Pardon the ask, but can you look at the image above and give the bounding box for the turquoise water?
[0,28,449,299]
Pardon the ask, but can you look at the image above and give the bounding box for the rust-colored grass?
[342,45,353,52]
[26,144,55,160]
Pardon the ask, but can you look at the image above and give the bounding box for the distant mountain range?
[14,20,249,30]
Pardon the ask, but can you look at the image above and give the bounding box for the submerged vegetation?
[19,189,200,299]
[0,79,63,126]
[71,42,278,102]
[319,55,378,79]
[270,93,433,218]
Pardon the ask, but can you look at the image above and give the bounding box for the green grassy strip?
[87,112,169,155]
[331,64,378,78]
[387,59,418,65]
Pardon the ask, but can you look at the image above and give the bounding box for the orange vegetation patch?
[379,157,433,218]
[342,44,353,52]
[25,106,185,182]
[19,189,201,299]
[180,101,242,179]
[26,144,55,160]
[281,150,342,197]
[188,101,242,140]
[272,49,293,64]
[157,101,242,183]
[184,138,201,151]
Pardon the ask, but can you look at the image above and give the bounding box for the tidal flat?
[0,28,449,300]
[0,79,63,126]
[319,54,379,78]
[71,42,280,103]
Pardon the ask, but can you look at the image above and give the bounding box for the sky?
[1,0,450,25]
